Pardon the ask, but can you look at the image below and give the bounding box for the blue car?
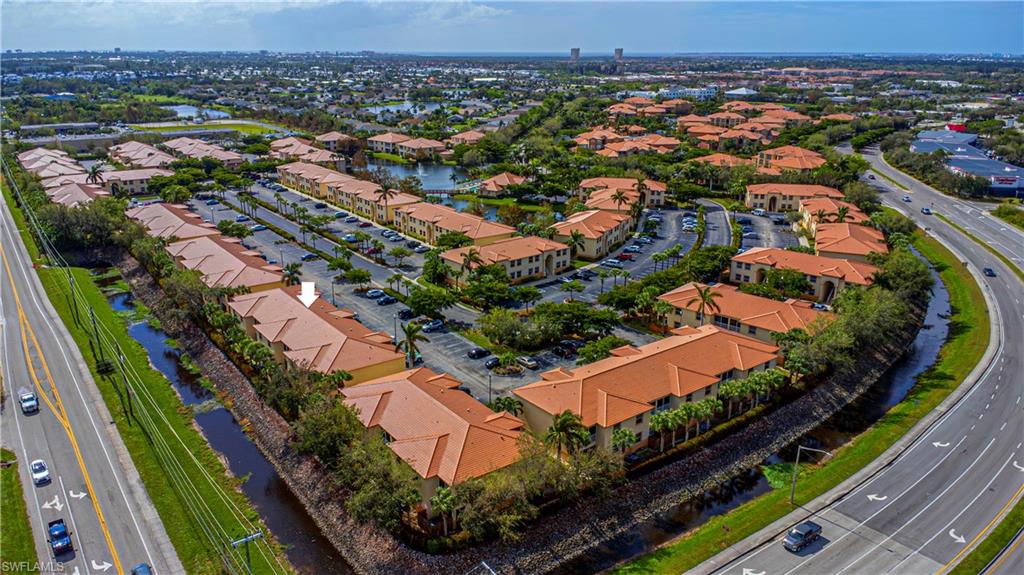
[205,199,219,206]
[234,215,250,223]
[249,224,268,232]
[344,216,359,223]
[334,211,348,218]
[342,233,358,243]
[300,253,319,262]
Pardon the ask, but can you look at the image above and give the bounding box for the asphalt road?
[982,526,1024,575]
[1,199,182,574]
[699,199,733,248]
[846,144,1024,266]
[693,158,1024,575]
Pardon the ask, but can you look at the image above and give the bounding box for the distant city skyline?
[2,1,1022,55]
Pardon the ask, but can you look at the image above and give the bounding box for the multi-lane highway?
[691,159,1024,574]
[1,197,182,574]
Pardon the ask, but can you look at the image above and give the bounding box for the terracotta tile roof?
[580,177,667,193]
[368,132,412,144]
[396,203,515,240]
[691,153,753,168]
[550,209,631,240]
[40,173,91,189]
[227,286,401,374]
[584,187,642,211]
[623,96,656,106]
[799,198,869,224]
[342,368,523,484]
[687,124,729,136]
[719,101,757,112]
[18,147,85,177]
[761,109,812,122]
[127,202,221,240]
[747,183,843,199]
[479,172,526,194]
[397,137,445,150]
[108,141,176,168]
[165,235,283,290]
[822,113,856,122]
[771,156,827,170]
[45,183,109,207]
[513,325,779,427]
[163,137,242,164]
[815,223,889,257]
[441,236,567,268]
[104,168,174,183]
[732,247,878,285]
[708,112,746,121]
[315,131,358,143]
[659,282,831,334]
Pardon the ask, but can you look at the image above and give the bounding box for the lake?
[162,104,231,119]
[365,159,466,190]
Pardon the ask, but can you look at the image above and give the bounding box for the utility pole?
[789,445,833,505]
[118,354,134,420]
[230,531,263,572]
[89,307,106,363]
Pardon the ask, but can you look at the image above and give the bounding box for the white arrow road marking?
[297,281,318,307]
[68,490,87,499]
[949,529,966,544]
[72,568,80,575]
[867,494,888,502]
[91,560,113,572]
[1013,461,1024,472]
[41,494,64,512]
[743,569,766,575]
[933,441,950,448]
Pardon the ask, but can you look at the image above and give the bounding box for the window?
[734,273,742,281]
[613,423,621,431]
[653,396,671,412]
[704,385,713,397]
[721,369,736,381]
[748,325,757,335]
[635,414,644,425]
[381,431,393,444]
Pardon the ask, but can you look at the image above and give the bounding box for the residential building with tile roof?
[798,197,869,232]
[549,210,633,260]
[814,223,889,262]
[440,236,570,285]
[745,183,844,212]
[477,172,526,197]
[162,137,243,168]
[45,183,110,208]
[165,235,284,292]
[730,246,878,302]
[513,324,779,452]
[394,202,515,246]
[127,202,221,241]
[101,168,174,196]
[108,141,176,169]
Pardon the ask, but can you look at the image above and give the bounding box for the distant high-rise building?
[114,47,121,53]
[614,48,623,62]
[570,48,580,63]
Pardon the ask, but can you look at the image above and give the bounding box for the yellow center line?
[987,525,1024,574]
[0,243,125,575]
[935,481,1024,575]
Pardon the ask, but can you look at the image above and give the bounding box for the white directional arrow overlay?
[742,569,766,575]
[867,494,888,502]
[1013,461,1024,472]
[91,560,113,572]
[297,281,318,308]
[932,441,950,448]
[41,494,64,512]
[72,568,80,575]
[67,490,87,499]
[949,529,966,544]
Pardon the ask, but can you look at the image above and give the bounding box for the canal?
[107,292,354,574]
[553,257,950,574]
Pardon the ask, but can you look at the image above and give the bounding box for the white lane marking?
[867,494,888,502]
[778,436,970,575]
[834,438,1000,575]
[933,441,950,448]
[948,529,966,544]
[59,474,90,574]
[885,453,1017,574]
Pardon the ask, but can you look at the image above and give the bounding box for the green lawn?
[1,449,38,572]
[450,194,547,212]
[131,122,277,135]
[935,213,1024,283]
[949,493,1024,575]
[131,94,194,104]
[369,151,411,164]
[615,231,988,574]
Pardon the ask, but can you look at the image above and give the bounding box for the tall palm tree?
[395,321,429,368]
[544,410,589,459]
[686,285,722,326]
[611,189,629,213]
[489,396,524,416]
[460,247,482,276]
[565,230,585,259]
[597,268,609,293]
[652,252,668,272]
[832,205,850,223]
[430,487,455,537]
[282,262,302,286]
[650,411,671,452]
[375,187,398,223]
[86,163,105,185]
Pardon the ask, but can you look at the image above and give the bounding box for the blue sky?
[2,1,1021,55]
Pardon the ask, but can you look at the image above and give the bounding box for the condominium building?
[276,162,419,223]
[814,223,889,263]
[227,286,404,384]
[578,177,667,208]
[164,235,284,293]
[17,147,85,178]
[798,197,869,233]
[126,202,220,241]
[549,210,633,260]
[393,203,516,246]
[102,168,174,196]
[162,137,243,168]
[658,282,831,344]
[45,183,110,208]
[730,247,878,302]
[440,236,571,285]
[342,368,524,508]
[756,145,826,172]
[108,141,176,169]
[514,325,779,452]
[270,137,345,171]
[395,137,445,160]
[314,131,359,153]
[744,183,844,212]
[366,132,411,154]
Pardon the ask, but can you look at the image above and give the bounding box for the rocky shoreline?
[117,254,923,575]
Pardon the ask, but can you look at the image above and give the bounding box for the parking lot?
[735,211,800,251]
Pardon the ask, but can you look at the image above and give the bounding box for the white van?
[752,208,767,216]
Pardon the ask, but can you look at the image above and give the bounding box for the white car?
[30,459,50,485]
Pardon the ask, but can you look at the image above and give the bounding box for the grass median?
[935,212,1024,283]
[614,230,988,574]
[1,449,38,572]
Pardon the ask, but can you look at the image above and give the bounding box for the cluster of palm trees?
[595,267,632,293]
[395,321,429,368]
[649,398,722,452]
[717,368,787,419]
[814,205,853,225]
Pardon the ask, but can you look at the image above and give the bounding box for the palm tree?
[282,263,302,286]
[565,230,585,259]
[652,252,668,272]
[489,396,524,416]
[430,486,455,537]
[831,205,851,223]
[654,300,674,334]
[544,410,589,459]
[395,321,429,368]
[160,184,191,204]
[650,411,672,452]
[815,208,828,224]
[460,247,482,276]
[611,428,638,454]
[597,268,609,293]
[274,192,284,211]
[560,280,584,302]
[375,187,398,223]
[686,285,722,326]
[387,273,403,291]
[611,189,629,213]
[86,163,105,185]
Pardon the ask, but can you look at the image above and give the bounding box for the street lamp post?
[488,373,493,404]
[790,445,833,505]
[393,313,398,341]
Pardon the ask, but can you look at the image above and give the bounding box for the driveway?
[735,212,800,250]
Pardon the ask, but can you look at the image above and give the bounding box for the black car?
[559,339,585,351]
[300,253,319,261]
[314,202,327,209]
[484,357,501,370]
[376,295,398,306]
[467,347,491,359]
[783,521,822,552]
[397,308,415,320]
[551,345,575,359]
[983,267,997,277]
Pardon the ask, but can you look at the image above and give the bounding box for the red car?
[616,252,634,261]
[365,246,382,255]
[358,221,373,228]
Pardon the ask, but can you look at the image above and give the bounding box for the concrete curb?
[688,210,1003,575]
